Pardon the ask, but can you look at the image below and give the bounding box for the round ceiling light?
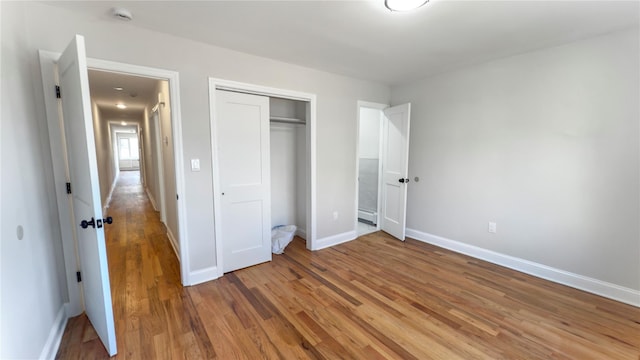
[385,0,428,12]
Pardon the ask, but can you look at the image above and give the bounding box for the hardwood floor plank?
[56,171,640,359]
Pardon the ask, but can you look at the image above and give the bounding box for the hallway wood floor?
[56,171,640,359]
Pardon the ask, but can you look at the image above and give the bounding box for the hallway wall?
[91,103,116,210]
[143,109,162,212]
[155,80,179,248]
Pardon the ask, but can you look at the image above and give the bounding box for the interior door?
[216,90,272,273]
[380,103,411,240]
[58,35,117,356]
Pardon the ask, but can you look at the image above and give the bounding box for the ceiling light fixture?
[116,103,127,109]
[121,121,127,126]
[385,0,428,12]
[113,87,124,91]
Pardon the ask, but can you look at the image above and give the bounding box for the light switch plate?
[191,158,200,172]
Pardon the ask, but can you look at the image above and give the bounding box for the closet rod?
[270,116,306,125]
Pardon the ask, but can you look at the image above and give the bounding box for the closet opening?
[355,102,386,236]
[210,78,317,277]
[270,97,309,241]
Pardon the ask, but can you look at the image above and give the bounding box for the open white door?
[215,90,272,273]
[380,103,411,240]
[58,35,117,356]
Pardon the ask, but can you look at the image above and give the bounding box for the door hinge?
[55,85,61,99]
[66,182,72,194]
[176,194,179,200]
[76,271,82,283]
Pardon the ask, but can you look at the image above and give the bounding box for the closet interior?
[269,97,309,240]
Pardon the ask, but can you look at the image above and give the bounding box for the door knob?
[96,216,113,228]
[398,178,410,183]
[80,216,113,229]
[80,217,95,229]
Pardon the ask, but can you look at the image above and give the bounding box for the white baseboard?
[312,230,357,251]
[39,304,68,360]
[102,176,118,215]
[145,187,158,212]
[406,228,640,307]
[296,228,307,241]
[166,228,180,260]
[189,266,220,286]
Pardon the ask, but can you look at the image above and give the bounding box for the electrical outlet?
[333,211,339,220]
[488,222,497,234]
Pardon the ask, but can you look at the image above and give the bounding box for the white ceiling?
[88,69,160,119]
[58,1,639,86]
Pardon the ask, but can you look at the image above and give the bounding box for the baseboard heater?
[358,209,377,225]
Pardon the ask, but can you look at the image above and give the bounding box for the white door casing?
[215,90,272,273]
[380,103,411,241]
[58,35,117,355]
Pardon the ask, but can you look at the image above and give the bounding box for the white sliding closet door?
[216,90,272,273]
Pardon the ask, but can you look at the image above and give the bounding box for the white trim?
[358,101,388,110]
[314,230,357,251]
[102,175,118,216]
[406,228,640,307]
[145,187,159,212]
[38,305,68,360]
[189,266,220,286]
[166,228,180,260]
[208,78,317,277]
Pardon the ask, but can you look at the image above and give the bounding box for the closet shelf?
[270,116,306,125]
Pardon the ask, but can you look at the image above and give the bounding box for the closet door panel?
[216,90,271,273]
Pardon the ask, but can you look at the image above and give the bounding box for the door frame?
[208,78,317,277]
[354,101,387,235]
[39,50,191,316]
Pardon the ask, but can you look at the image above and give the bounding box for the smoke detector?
[112,8,133,21]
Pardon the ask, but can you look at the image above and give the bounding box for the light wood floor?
[56,171,640,359]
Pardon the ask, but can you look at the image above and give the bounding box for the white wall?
[3,1,389,281]
[392,28,640,291]
[155,80,179,244]
[143,110,162,211]
[358,107,382,213]
[91,104,118,208]
[295,124,307,237]
[270,124,300,227]
[1,4,68,358]
[358,108,381,159]
[270,98,308,233]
